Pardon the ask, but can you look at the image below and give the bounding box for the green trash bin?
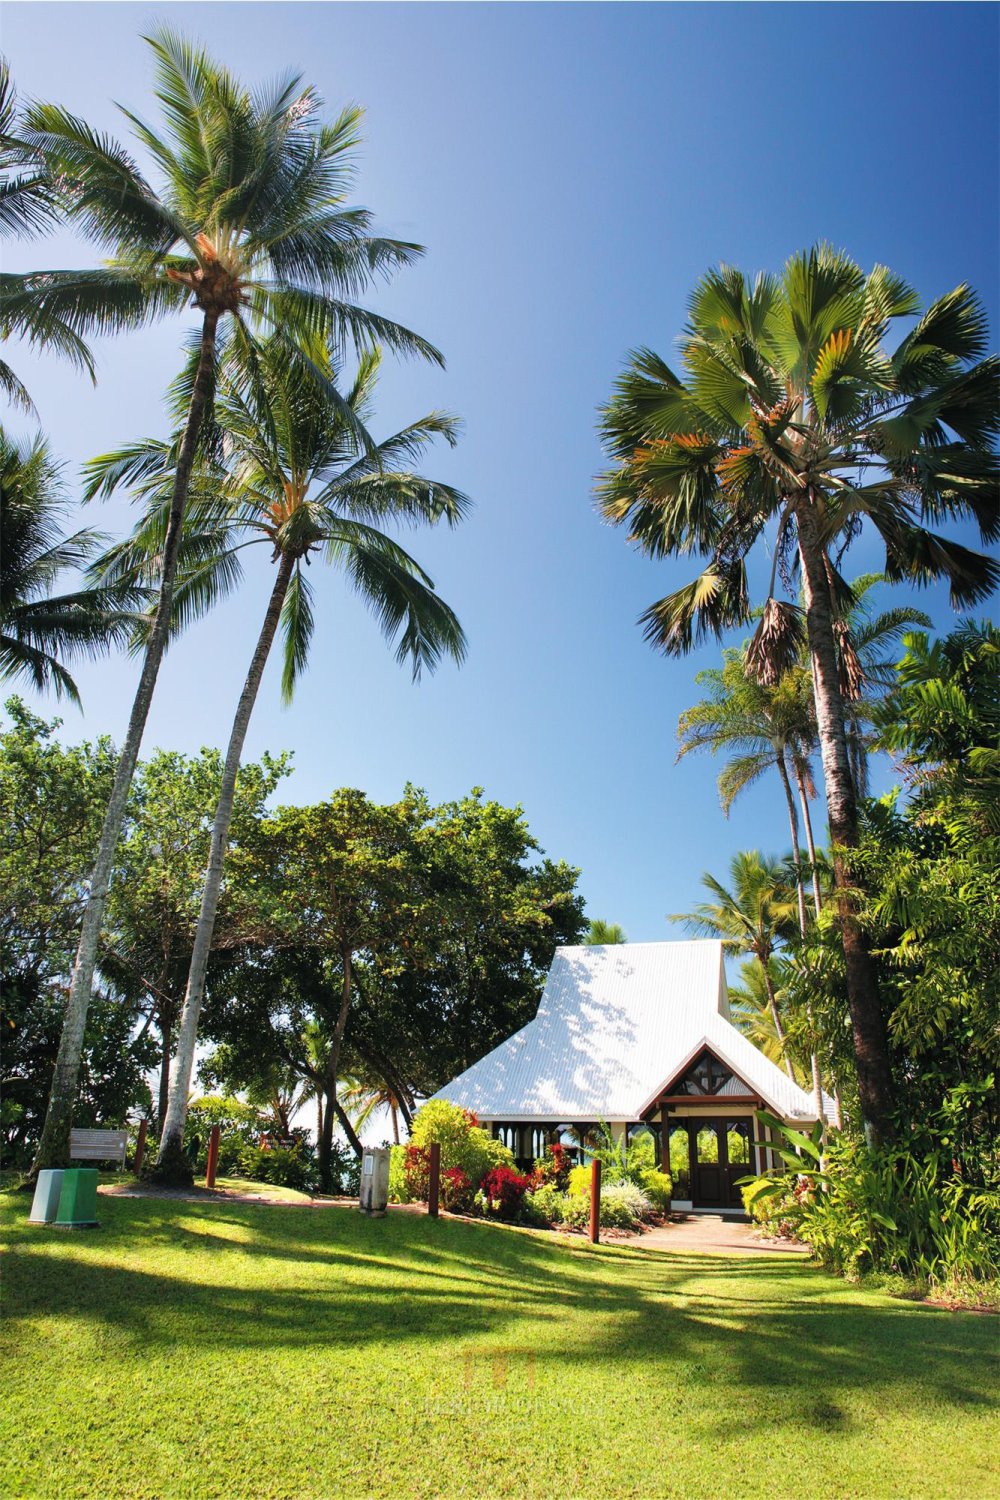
[55,1168,99,1228]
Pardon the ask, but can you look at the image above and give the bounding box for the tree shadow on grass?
[3,1196,996,1435]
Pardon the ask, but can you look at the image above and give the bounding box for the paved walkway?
[634,1212,808,1257]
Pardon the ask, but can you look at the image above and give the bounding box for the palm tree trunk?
[777,752,825,1121]
[155,551,296,1183]
[759,959,795,1081]
[776,750,808,938]
[794,763,823,919]
[390,1100,400,1146]
[796,496,892,1146]
[28,310,220,1181]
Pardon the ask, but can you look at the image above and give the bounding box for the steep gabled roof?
[432,939,826,1122]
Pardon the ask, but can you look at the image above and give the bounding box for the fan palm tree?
[584,919,628,945]
[600,245,999,1143]
[670,851,798,1078]
[0,428,138,702]
[24,30,442,1176]
[93,333,467,1180]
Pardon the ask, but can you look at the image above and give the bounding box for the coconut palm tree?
[0,57,64,412]
[23,31,442,1177]
[339,1073,404,1146]
[92,333,467,1180]
[670,851,798,1079]
[584,919,628,945]
[600,246,999,1143]
[0,428,138,702]
[727,957,797,1073]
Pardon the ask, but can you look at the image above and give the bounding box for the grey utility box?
[359,1147,390,1216]
[29,1169,65,1224]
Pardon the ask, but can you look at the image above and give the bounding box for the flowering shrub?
[406,1099,514,1190]
[481,1165,532,1220]
[440,1166,472,1211]
[531,1142,572,1190]
[401,1144,431,1200]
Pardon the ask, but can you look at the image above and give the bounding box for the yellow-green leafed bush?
[567,1163,592,1196]
[639,1169,673,1212]
[407,1099,513,1188]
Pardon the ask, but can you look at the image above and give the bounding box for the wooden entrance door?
[691,1119,752,1209]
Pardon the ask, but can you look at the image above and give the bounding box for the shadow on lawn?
[3,1197,996,1433]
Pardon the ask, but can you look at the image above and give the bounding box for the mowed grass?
[1,1194,997,1500]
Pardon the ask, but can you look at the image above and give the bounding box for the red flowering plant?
[403,1145,430,1199]
[531,1142,572,1190]
[440,1166,472,1211]
[481,1165,532,1221]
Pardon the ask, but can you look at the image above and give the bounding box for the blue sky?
[5,2,999,939]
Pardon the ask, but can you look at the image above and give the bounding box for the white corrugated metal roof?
[432,940,827,1122]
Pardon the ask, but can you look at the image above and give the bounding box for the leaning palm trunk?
[776,751,825,1118]
[155,550,295,1182]
[796,496,892,1146]
[28,311,219,1180]
[794,764,823,919]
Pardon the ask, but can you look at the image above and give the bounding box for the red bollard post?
[428,1141,441,1217]
[205,1124,221,1189]
[589,1157,601,1245]
[134,1118,148,1174]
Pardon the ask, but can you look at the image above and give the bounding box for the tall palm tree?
[0,428,138,702]
[670,851,798,1079]
[0,57,64,412]
[94,334,467,1180]
[727,957,798,1074]
[600,246,999,1143]
[23,30,441,1176]
[584,919,628,945]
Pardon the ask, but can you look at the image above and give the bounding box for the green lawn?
[2,1194,996,1499]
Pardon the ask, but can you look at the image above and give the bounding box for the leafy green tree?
[215,788,428,1189]
[670,851,798,1076]
[0,700,153,1164]
[599,245,998,1143]
[25,29,440,1175]
[1,429,138,704]
[584,919,628,945]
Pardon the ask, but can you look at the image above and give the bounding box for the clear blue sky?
[5,3,999,938]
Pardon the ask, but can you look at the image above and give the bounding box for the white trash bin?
[359,1147,389,1216]
[29,1169,65,1224]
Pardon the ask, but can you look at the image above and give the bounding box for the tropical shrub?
[407,1100,514,1188]
[179,1095,266,1176]
[567,1163,594,1197]
[562,1180,651,1230]
[440,1166,473,1211]
[531,1142,572,1189]
[480,1165,532,1220]
[638,1169,673,1213]
[388,1143,409,1203]
[748,1112,1000,1293]
[236,1141,316,1194]
[522,1184,566,1225]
